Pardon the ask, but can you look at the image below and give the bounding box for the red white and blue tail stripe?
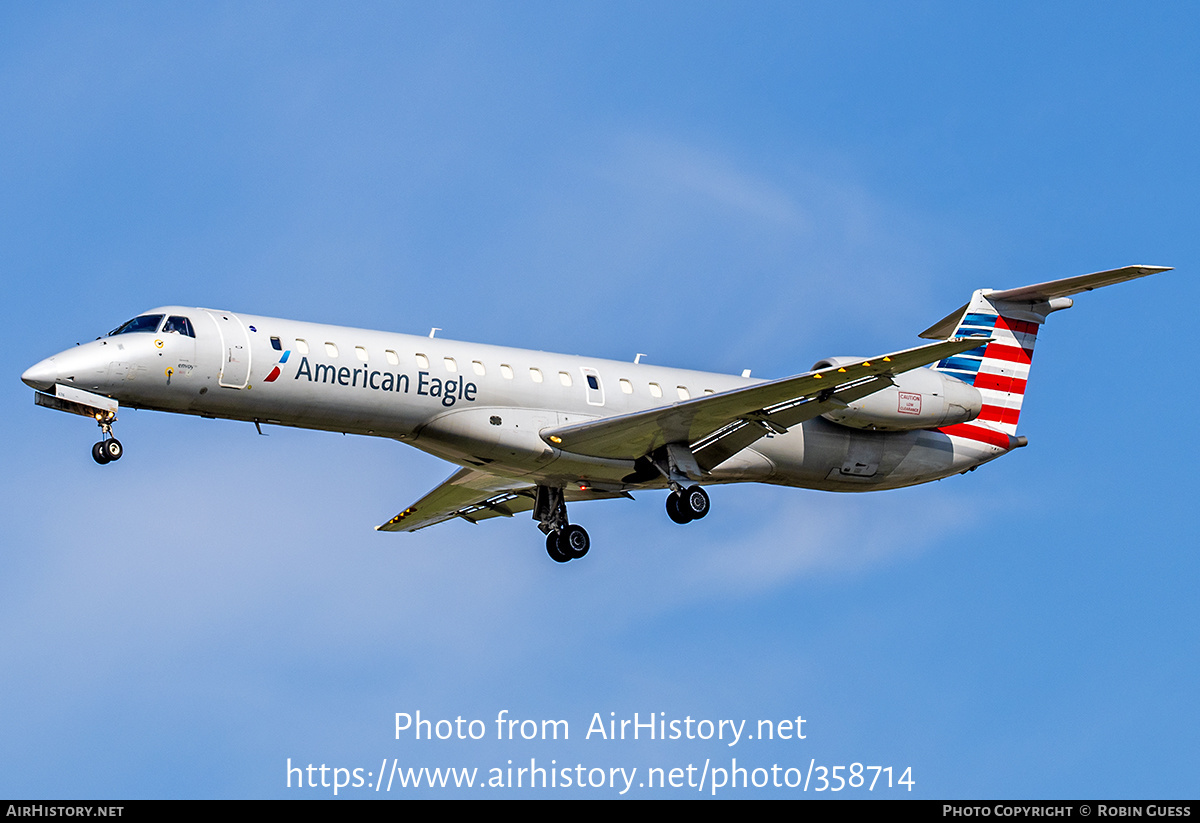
[931,291,1040,449]
[919,266,1170,452]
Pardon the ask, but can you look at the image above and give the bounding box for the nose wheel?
[92,437,123,464]
[91,417,123,465]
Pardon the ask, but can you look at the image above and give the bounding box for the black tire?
[546,531,571,563]
[92,441,111,465]
[103,439,123,461]
[561,524,590,559]
[666,491,692,524]
[683,485,709,520]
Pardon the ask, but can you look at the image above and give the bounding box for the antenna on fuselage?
[429,327,441,338]
[634,353,647,364]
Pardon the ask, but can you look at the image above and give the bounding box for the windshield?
[107,315,164,336]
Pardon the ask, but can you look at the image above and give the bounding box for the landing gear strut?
[535,486,590,563]
[666,485,709,524]
[91,415,122,465]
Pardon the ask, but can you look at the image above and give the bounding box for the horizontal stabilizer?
[921,265,1172,339]
[987,265,1172,302]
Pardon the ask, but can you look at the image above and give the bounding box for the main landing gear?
[666,485,709,524]
[90,416,123,465]
[531,482,711,563]
[535,486,590,563]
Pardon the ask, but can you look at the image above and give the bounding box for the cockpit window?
[108,315,164,336]
[163,316,195,338]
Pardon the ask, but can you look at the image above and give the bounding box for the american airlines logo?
[263,350,291,383]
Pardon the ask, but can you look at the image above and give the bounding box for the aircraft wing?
[539,337,987,463]
[376,467,630,532]
[690,373,893,472]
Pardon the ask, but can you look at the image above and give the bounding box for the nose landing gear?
[91,415,123,465]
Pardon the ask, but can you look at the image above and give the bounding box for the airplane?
[21,264,1170,563]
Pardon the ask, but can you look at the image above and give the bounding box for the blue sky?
[2,2,1197,798]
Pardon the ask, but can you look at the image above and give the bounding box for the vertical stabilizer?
[921,266,1172,443]
[932,290,1042,435]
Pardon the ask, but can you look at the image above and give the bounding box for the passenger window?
[704,388,715,395]
[415,353,429,369]
[677,386,690,400]
[385,350,399,365]
[619,379,633,394]
[500,364,514,379]
[649,383,663,398]
[295,339,309,355]
[559,371,572,387]
[587,375,599,390]
[162,316,195,337]
[530,368,543,383]
[444,357,458,372]
[472,361,486,376]
[269,336,282,350]
[355,346,368,362]
[325,342,339,357]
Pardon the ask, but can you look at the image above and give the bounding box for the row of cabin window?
[272,336,714,400]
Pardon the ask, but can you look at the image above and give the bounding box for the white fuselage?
[24,306,1004,495]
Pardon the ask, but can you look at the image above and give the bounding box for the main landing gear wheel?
[666,485,710,523]
[666,491,689,524]
[535,486,591,564]
[545,525,591,563]
[546,532,571,563]
[560,524,590,559]
[92,441,110,465]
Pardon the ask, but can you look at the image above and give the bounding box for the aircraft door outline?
[203,310,252,389]
[580,367,604,406]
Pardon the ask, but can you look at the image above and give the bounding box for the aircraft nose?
[21,357,57,391]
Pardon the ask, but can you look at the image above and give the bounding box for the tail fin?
[929,291,1040,435]
[921,265,1171,437]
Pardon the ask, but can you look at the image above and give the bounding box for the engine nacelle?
[811,357,983,431]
